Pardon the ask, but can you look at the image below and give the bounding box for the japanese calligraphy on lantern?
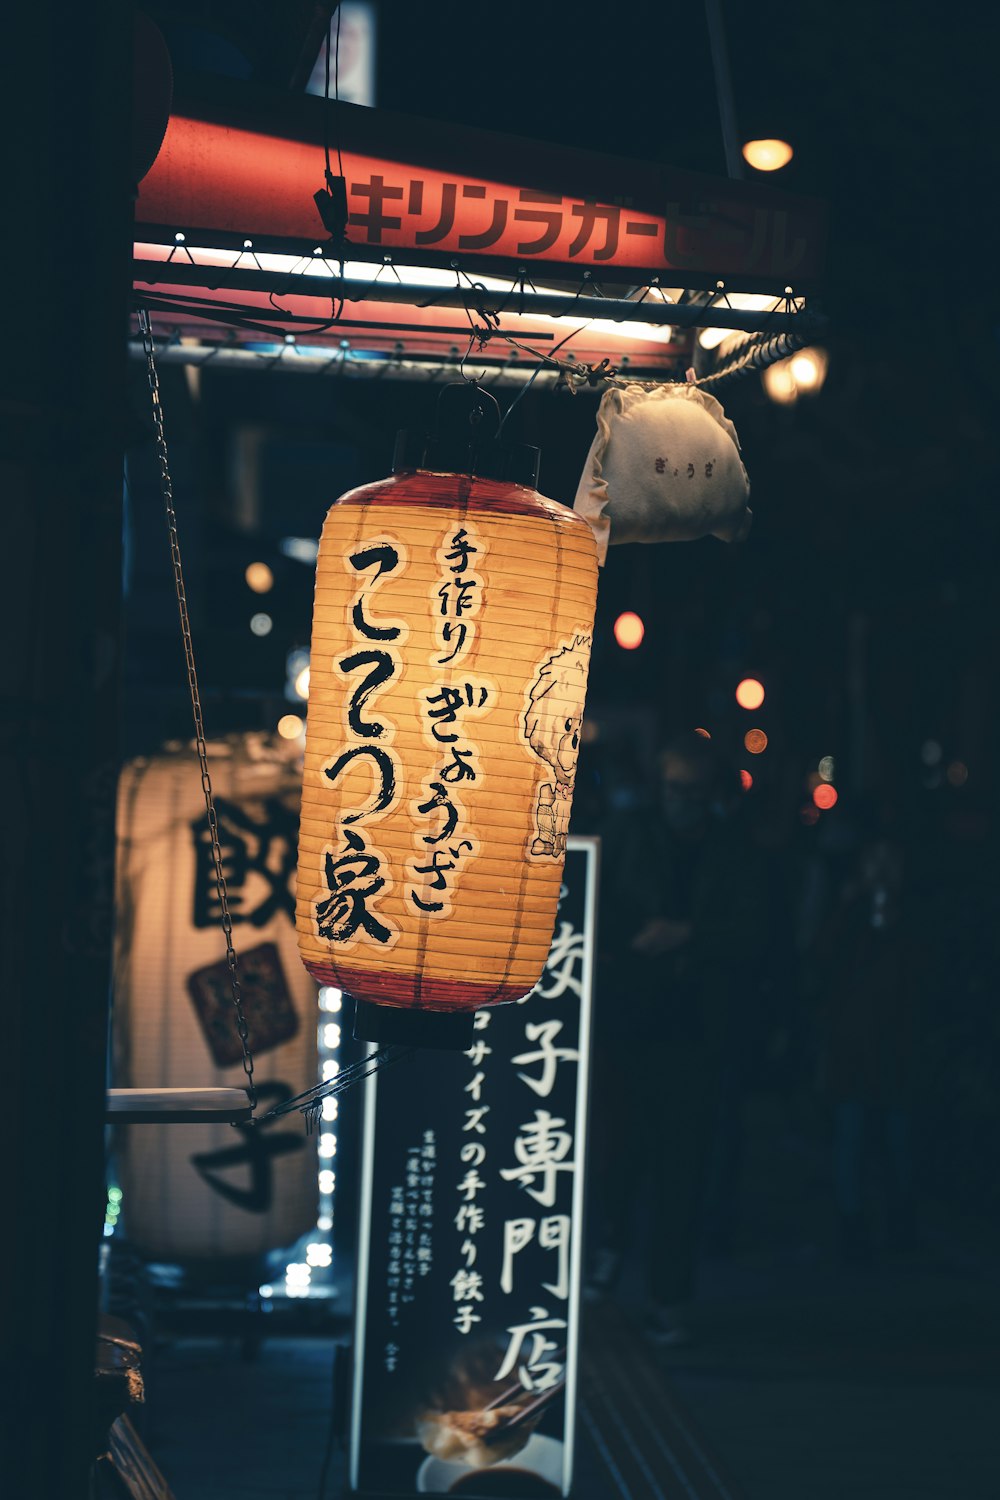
[349,838,598,1497]
[313,535,409,951]
[296,466,598,1012]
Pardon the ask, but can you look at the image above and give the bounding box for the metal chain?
[137,306,257,1112]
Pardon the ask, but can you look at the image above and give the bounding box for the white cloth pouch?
[573,383,752,562]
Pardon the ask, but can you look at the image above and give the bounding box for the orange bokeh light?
[740,769,753,791]
[744,729,768,755]
[614,611,645,650]
[813,784,838,810]
[694,727,712,739]
[735,678,765,710]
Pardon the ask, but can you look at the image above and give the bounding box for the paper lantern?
[295,422,598,1026]
[114,737,318,1261]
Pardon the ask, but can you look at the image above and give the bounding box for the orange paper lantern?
[296,415,598,1031]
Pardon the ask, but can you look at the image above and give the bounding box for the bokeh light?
[740,769,753,791]
[762,360,798,405]
[947,761,969,787]
[614,611,645,650]
[294,665,311,699]
[818,755,835,782]
[250,612,273,637]
[694,727,712,739]
[800,805,820,826]
[742,138,793,171]
[277,713,304,740]
[763,349,828,404]
[735,678,765,710]
[744,728,768,754]
[790,349,828,392]
[245,561,274,593]
[813,784,839,810]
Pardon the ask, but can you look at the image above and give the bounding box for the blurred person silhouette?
[817,808,919,1262]
[587,731,770,1344]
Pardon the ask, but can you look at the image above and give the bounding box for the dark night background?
[113,3,1000,1497]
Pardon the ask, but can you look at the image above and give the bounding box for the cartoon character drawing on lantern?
[524,634,592,858]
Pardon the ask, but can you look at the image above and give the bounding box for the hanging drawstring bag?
[573,383,752,562]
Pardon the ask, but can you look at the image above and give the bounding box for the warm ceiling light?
[742,138,793,172]
[735,678,765,710]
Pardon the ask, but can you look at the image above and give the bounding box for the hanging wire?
[256,1045,415,1129]
[322,3,346,189]
[137,263,818,394]
[136,306,257,1113]
[496,305,620,433]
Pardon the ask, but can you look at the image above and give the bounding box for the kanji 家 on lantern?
[296,402,598,1024]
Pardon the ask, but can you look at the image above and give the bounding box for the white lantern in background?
[113,735,317,1261]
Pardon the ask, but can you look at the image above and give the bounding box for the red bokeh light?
[813,783,838,810]
[740,769,753,791]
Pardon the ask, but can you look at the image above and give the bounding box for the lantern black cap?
[353,996,476,1051]
[392,381,540,488]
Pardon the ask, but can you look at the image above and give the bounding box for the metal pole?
[704,0,745,180]
[135,264,825,337]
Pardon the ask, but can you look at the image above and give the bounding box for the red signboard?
[135,88,827,293]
